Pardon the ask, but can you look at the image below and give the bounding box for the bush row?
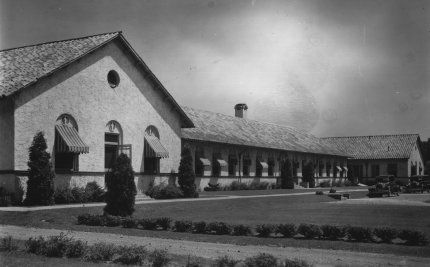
[22,233,170,266]
[204,181,279,192]
[77,214,429,246]
[54,182,105,204]
[1,235,311,267]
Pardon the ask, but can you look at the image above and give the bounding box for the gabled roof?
[0,31,194,127]
[181,106,348,157]
[322,134,420,160]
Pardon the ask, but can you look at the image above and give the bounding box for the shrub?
[320,225,345,240]
[85,181,105,202]
[315,191,324,195]
[150,249,170,267]
[204,183,220,192]
[77,214,107,226]
[297,224,322,239]
[185,257,202,267]
[147,184,184,199]
[232,224,252,236]
[156,217,172,230]
[193,221,207,234]
[83,242,117,262]
[244,253,278,267]
[114,245,148,265]
[249,181,269,190]
[178,148,198,198]
[214,255,239,267]
[399,230,429,246]
[283,258,312,267]
[43,233,75,257]
[174,220,193,232]
[255,224,274,238]
[0,236,18,252]
[373,227,398,243]
[329,188,336,193]
[346,226,373,242]
[344,179,357,187]
[24,132,55,206]
[104,154,137,216]
[65,240,88,258]
[54,187,74,204]
[230,181,248,191]
[319,181,331,188]
[139,218,158,230]
[105,215,122,227]
[280,159,294,189]
[25,236,46,254]
[206,222,231,235]
[71,187,87,203]
[276,224,296,238]
[122,217,138,228]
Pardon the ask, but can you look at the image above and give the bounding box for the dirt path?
[1,225,429,267]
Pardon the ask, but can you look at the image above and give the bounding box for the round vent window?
[107,70,120,88]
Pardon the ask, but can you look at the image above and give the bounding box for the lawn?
[1,190,430,257]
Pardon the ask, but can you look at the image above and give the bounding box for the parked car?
[404,175,430,193]
[368,175,399,198]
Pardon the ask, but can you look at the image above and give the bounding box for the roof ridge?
[322,133,419,139]
[0,31,122,52]
[182,105,301,131]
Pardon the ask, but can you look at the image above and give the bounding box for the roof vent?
[234,103,248,119]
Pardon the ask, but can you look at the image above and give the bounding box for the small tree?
[178,147,198,198]
[104,154,136,216]
[24,131,55,206]
[280,159,294,189]
[302,161,315,188]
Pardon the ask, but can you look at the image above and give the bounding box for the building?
[181,104,349,190]
[0,32,194,194]
[322,134,424,183]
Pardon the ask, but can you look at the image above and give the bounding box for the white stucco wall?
[13,39,183,174]
[0,98,14,170]
[408,141,425,176]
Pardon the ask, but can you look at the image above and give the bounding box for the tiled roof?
[0,32,194,127]
[0,32,120,97]
[321,134,419,159]
[181,106,348,157]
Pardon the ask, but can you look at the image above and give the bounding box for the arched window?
[54,114,89,172]
[105,121,123,170]
[144,125,168,174]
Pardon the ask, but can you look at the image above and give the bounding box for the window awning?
[144,134,169,158]
[336,166,342,171]
[258,161,269,168]
[200,158,211,166]
[55,125,89,154]
[343,167,348,172]
[217,159,227,167]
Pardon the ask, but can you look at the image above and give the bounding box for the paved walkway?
[0,224,428,267]
[0,189,367,212]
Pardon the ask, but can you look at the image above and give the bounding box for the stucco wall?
[408,141,424,176]
[13,39,183,174]
[195,177,277,191]
[349,159,409,179]
[0,99,14,170]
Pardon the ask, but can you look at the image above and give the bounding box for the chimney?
[234,103,248,119]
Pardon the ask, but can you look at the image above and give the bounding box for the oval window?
[107,70,120,88]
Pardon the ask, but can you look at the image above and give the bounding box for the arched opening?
[144,125,168,174]
[105,120,123,170]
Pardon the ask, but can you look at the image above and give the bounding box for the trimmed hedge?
[76,214,429,246]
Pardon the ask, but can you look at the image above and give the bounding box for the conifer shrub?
[232,224,252,236]
[255,224,274,238]
[280,159,294,189]
[320,225,345,240]
[178,148,198,198]
[276,224,296,238]
[193,221,207,234]
[244,253,278,267]
[104,154,137,216]
[297,224,322,239]
[24,132,55,206]
[373,227,398,243]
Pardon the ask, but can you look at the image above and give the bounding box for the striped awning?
[336,166,342,171]
[343,167,348,172]
[144,134,169,158]
[258,161,268,169]
[55,125,89,154]
[217,159,227,167]
[200,158,211,166]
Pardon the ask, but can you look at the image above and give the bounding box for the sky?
[1,0,429,139]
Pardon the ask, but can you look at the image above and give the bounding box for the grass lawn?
[1,190,429,257]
